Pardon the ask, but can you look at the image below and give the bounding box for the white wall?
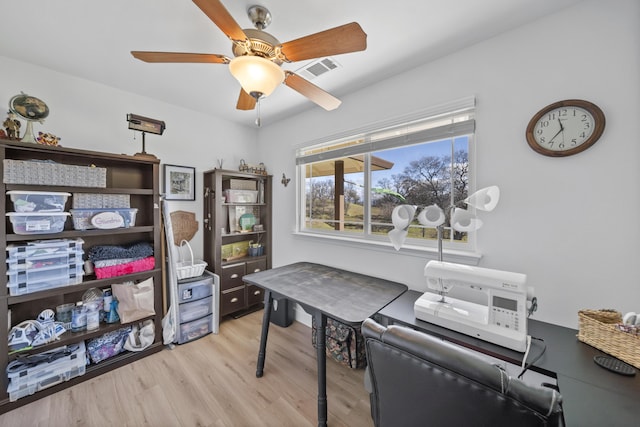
[0,56,257,260]
[257,0,640,328]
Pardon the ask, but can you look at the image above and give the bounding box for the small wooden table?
[243,262,407,427]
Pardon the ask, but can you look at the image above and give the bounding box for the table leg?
[315,311,327,427]
[256,290,273,378]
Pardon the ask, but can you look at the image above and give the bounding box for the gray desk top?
[243,262,408,324]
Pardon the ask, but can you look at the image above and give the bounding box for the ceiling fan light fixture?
[229,56,284,98]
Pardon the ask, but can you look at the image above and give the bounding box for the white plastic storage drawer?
[6,342,86,402]
[6,249,83,272]
[6,238,84,259]
[177,277,213,303]
[178,315,213,344]
[7,263,83,296]
[178,296,213,324]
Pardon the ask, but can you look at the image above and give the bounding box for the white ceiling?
[0,0,583,128]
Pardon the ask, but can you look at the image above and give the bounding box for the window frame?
[295,97,479,258]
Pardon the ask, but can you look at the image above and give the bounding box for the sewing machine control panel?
[490,295,522,332]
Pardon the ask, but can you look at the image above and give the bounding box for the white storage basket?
[175,240,207,280]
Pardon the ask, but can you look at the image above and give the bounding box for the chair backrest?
[362,318,564,427]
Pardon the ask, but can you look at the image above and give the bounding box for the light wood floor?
[0,310,373,427]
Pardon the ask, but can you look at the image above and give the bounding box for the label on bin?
[26,220,51,231]
[91,212,124,229]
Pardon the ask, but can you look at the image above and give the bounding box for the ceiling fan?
[131,0,367,114]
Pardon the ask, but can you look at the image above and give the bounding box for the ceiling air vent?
[297,57,341,80]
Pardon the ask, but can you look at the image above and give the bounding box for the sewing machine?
[414,261,532,352]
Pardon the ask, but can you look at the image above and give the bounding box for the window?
[296,97,476,251]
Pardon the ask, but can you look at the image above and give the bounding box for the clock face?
[526,100,605,157]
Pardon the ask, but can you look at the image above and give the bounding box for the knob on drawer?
[231,297,239,303]
[253,290,261,295]
[253,268,261,273]
[230,274,239,279]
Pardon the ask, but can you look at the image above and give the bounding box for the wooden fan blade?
[193,0,247,41]
[280,22,367,62]
[284,72,341,111]
[237,89,257,110]
[131,51,230,64]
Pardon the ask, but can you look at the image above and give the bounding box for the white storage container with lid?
[6,212,70,234]
[6,341,86,402]
[6,190,71,212]
[7,263,84,296]
[6,249,83,272]
[6,238,84,259]
[69,208,138,230]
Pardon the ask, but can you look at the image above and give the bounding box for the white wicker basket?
[175,240,207,280]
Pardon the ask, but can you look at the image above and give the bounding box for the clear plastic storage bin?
[6,212,70,234]
[7,238,84,259]
[69,208,138,230]
[6,249,83,272]
[7,342,86,402]
[7,190,71,212]
[223,189,258,203]
[7,263,84,296]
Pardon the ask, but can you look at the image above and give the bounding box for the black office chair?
[362,318,564,427]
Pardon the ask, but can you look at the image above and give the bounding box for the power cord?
[528,297,538,317]
[518,336,546,379]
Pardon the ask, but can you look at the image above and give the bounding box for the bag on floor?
[312,316,367,369]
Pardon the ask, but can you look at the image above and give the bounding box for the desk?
[378,290,640,427]
[243,262,407,427]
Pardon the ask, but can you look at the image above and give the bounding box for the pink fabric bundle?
[94,256,155,279]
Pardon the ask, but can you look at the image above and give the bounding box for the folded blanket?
[93,258,137,268]
[89,241,153,262]
[94,256,155,279]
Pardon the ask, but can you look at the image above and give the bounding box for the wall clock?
[526,99,605,157]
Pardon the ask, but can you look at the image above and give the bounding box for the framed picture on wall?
[163,164,195,201]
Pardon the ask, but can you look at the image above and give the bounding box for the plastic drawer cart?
[176,270,220,344]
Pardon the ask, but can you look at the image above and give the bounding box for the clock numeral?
[558,108,568,117]
[540,120,550,128]
[581,114,588,121]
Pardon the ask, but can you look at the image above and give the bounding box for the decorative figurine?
[36,131,61,146]
[3,112,21,139]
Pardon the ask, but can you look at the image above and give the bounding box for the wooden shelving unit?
[203,169,272,318]
[0,139,163,413]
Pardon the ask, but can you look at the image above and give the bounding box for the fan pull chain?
[255,97,262,127]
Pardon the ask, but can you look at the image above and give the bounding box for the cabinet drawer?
[220,288,246,316]
[246,259,267,274]
[247,285,264,306]
[178,296,213,324]
[221,263,245,291]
